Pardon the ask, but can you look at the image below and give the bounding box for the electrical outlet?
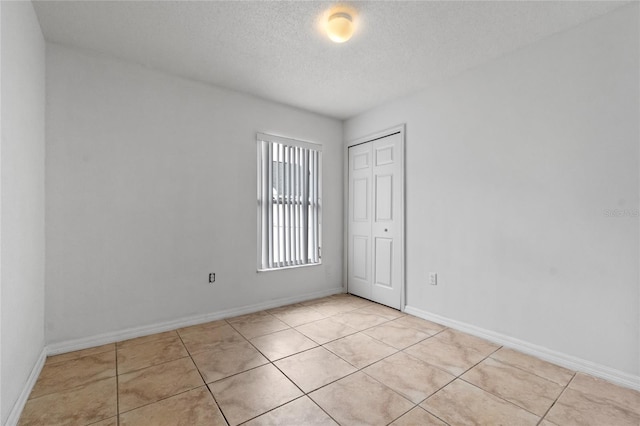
[209,273,216,283]
[429,272,437,285]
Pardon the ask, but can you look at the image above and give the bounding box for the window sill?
[257,262,322,272]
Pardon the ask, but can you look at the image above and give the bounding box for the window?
[257,133,321,270]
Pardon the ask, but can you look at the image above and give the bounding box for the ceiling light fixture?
[326,11,355,43]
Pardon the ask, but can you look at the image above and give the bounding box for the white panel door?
[348,143,373,300]
[348,132,402,309]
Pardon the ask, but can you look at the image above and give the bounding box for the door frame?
[344,124,406,311]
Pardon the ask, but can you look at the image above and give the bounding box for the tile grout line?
[238,300,412,424]
[176,326,233,426]
[306,396,342,426]
[384,405,418,426]
[116,353,192,377]
[309,306,419,425]
[235,306,356,425]
[446,344,544,414]
[452,345,573,422]
[487,352,576,388]
[117,385,210,417]
[21,375,115,404]
[213,313,340,424]
[235,395,305,425]
[118,330,231,420]
[45,345,115,366]
[459,376,547,420]
[237,299,398,425]
[309,331,442,425]
[207,388,232,426]
[26,348,121,403]
[115,330,180,350]
[411,341,555,420]
[18,297,403,425]
[361,325,446,353]
[417,405,453,426]
[535,372,577,425]
[395,330,485,379]
[117,302,479,424]
[459,345,503,377]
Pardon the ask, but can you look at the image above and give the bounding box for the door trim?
[344,124,406,311]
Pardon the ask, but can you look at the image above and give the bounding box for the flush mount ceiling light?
[326,11,355,43]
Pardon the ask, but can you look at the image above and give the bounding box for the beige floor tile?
[324,332,397,368]
[19,377,116,426]
[404,336,488,376]
[209,364,302,426]
[117,334,188,374]
[243,396,337,426]
[250,328,318,361]
[330,310,390,331]
[308,300,359,317]
[300,296,333,307]
[226,310,272,323]
[390,315,446,335]
[28,297,636,426]
[176,319,228,336]
[364,352,455,403]
[269,306,326,327]
[231,316,290,340]
[341,295,374,307]
[422,379,539,425]
[462,357,563,416]
[267,302,305,312]
[545,388,640,426]
[274,347,357,393]
[331,293,366,301]
[390,407,447,426]
[490,348,574,386]
[119,386,227,426]
[364,321,430,349]
[355,303,405,320]
[118,357,204,413]
[91,416,118,426]
[327,294,371,306]
[180,323,247,355]
[45,343,115,365]
[192,340,268,383]
[30,351,116,399]
[309,371,413,426]
[295,318,358,344]
[436,329,500,355]
[568,373,640,415]
[117,331,178,349]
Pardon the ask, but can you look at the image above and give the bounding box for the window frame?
[256,132,322,272]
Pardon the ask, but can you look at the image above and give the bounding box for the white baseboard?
[4,348,47,426]
[404,305,640,392]
[47,286,344,356]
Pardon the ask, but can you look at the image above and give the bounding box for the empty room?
[1,0,639,425]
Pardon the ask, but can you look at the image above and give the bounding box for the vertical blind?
[257,133,321,270]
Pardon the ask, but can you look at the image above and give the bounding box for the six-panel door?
[348,132,402,309]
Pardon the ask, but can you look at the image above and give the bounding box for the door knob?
[384,228,388,232]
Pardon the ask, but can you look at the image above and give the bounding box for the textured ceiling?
[33,1,628,119]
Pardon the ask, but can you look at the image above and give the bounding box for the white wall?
[1,1,46,423]
[345,4,639,376]
[45,44,343,345]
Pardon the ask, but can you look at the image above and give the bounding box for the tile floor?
[19,294,640,426]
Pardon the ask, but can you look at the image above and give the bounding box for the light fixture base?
[326,10,355,43]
